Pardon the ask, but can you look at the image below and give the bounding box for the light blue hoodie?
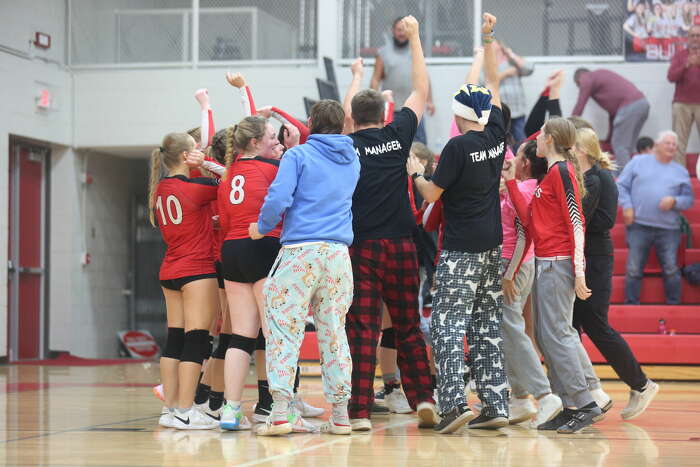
[258,134,360,246]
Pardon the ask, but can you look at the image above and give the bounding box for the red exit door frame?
[7,141,49,361]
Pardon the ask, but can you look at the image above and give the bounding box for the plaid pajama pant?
[346,237,435,419]
[431,247,508,418]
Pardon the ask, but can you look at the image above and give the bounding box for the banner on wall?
[623,0,699,61]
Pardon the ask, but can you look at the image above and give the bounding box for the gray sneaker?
[621,380,659,420]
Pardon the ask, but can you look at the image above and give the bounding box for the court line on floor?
[235,418,417,467]
[0,416,159,444]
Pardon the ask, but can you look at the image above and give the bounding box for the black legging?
[524,95,562,138]
[572,254,647,392]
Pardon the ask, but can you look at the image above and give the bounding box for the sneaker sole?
[621,383,659,421]
[350,421,372,431]
[256,422,292,436]
[417,405,440,428]
[469,418,508,430]
[389,406,414,415]
[220,422,251,431]
[556,419,593,434]
[321,424,352,435]
[600,399,613,413]
[509,412,536,425]
[435,411,474,434]
[173,423,217,430]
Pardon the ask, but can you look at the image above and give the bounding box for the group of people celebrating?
[149,12,659,438]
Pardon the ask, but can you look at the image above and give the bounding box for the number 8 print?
[230,175,246,205]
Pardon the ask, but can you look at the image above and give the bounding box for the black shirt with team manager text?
[350,107,418,241]
[432,105,507,253]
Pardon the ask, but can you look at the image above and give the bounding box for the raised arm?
[226,72,257,116]
[370,54,384,90]
[401,16,429,121]
[269,107,310,144]
[343,57,364,134]
[482,13,501,108]
[571,75,592,117]
[194,89,215,149]
[465,47,484,85]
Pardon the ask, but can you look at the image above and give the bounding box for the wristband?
[411,172,423,181]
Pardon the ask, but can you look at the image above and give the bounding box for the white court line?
[235,418,416,467]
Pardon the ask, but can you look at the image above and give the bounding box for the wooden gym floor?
[1,363,699,466]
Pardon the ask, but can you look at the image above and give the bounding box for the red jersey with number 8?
[218,157,282,240]
[155,175,219,280]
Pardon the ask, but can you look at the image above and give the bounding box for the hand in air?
[351,57,364,78]
[382,90,394,103]
[406,154,425,177]
[575,276,592,300]
[226,72,246,88]
[482,13,497,35]
[194,89,210,110]
[401,15,420,39]
[249,222,263,240]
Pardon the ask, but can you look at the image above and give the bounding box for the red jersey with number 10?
[155,175,219,280]
[218,157,283,240]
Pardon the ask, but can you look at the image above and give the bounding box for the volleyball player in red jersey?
[149,132,221,431]
[503,117,604,434]
[216,116,291,431]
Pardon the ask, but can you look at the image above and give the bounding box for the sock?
[176,407,190,415]
[194,383,210,405]
[228,400,241,410]
[258,380,273,410]
[209,391,224,411]
[293,367,301,395]
[632,381,648,393]
[331,401,350,425]
[431,374,437,390]
[382,372,397,386]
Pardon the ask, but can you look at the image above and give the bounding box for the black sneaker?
[434,403,474,434]
[253,403,271,423]
[556,406,603,434]
[468,412,508,430]
[537,408,576,430]
[371,402,390,414]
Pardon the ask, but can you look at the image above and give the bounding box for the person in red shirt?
[668,24,700,166]
[149,132,221,431]
[503,117,605,434]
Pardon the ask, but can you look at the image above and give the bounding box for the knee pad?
[180,329,212,364]
[204,335,214,360]
[255,329,266,351]
[163,327,185,359]
[213,333,231,359]
[380,327,396,349]
[229,333,257,355]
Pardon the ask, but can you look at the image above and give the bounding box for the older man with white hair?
[618,131,694,305]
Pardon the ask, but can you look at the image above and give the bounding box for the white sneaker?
[591,388,613,413]
[320,416,352,435]
[159,407,174,428]
[385,389,413,414]
[530,393,563,429]
[350,418,372,431]
[252,403,271,423]
[509,398,537,424]
[220,403,252,431]
[201,405,223,424]
[621,380,659,420]
[292,394,325,418]
[417,402,440,428]
[172,407,218,430]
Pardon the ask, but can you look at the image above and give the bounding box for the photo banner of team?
[624,0,700,61]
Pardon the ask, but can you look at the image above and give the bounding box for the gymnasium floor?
[1,363,698,467]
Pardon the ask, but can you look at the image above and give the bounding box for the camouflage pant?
[430,247,508,418]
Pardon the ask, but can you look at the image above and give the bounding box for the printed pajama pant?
[431,247,508,418]
[264,242,353,404]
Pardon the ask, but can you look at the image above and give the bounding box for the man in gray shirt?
[371,17,435,144]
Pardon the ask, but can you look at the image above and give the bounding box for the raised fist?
[482,13,497,35]
[401,15,420,39]
[194,88,210,110]
[351,57,364,77]
[226,72,246,88]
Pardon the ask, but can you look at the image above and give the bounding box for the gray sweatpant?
[532,259,594,409]
[612,97,649,171]
[500,258,551,398]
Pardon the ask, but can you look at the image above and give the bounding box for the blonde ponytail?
[148,148,163,227]
[576,127,618,172]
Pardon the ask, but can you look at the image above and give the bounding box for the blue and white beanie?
[452,84,493,126]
